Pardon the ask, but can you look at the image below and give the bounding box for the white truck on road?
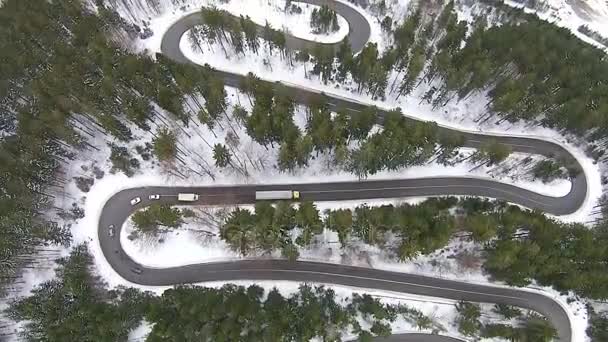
[178,193,199,201]
[255,190,300,200]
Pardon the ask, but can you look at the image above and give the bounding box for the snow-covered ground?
[501,0,608,51]
[177,33,600,221]
[124,279,492,342]
[139,0,349,53]
[5,1,604,341]
[47,81,587,339]
[125,0,603,223]
[215,0,349,44]
[120,202,589,341]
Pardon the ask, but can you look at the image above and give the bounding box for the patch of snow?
[120,210,588,341]
[502,0,608,51]
[122,279,471,341]
[138,0,349,53]
[218,0,349,44]
[134,0,602,224]
[128,320,154,342]
[121,209,243,267]
[181,34,595,210]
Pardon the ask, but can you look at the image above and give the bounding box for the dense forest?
[6,245,434,341]
[214,197,608,300]
[189,0,608,151]
[0,0,243,294]
[7,244,557,341]
[310,5,340,34]
[2,0,608,340]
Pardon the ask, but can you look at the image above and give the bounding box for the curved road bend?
[170,0,371,54]
[101,2,588,341]
[160,2,588,216]
[100,186,572,342]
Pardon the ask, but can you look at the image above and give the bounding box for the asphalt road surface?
[99,2,587,341]
[160,1,588,217]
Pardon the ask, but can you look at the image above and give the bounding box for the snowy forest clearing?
[122,279,525,342]
[117,199,590,341]
[5,0,608,340]
[139,0,350,53]
[500,0,608,51]
[174,16,603,222]
[125,0,605,224]
[120,238,590,342]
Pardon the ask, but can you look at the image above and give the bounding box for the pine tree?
[153,128,177,162]
[213,143,232,168]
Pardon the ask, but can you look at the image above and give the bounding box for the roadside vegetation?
[189,0,608,151]
[7,244,559,341]
[216,197,608,300]
[310,5,340,34]
[1,0,608,340]
[7,245,447,341]
[131,204,186,236]
[587,305,608,342]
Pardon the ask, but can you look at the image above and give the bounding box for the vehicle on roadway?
[108,224,115,237]
[255,190,300,200]
[178,193,199,201]
[148,194,160,200]
[131,267,142,274]
[130,197,141,205]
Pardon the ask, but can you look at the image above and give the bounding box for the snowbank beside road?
[502,0,608,51]
[139,0,349,53]
[179,32,599,221]
[118,197,589,342]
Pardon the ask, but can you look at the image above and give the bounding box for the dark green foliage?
[482,315,557,342]
[0,0,233,289]
[109,144,140,177]
[310,5,340,34]
[325,208,354,245]
[421,3,608,141]
[220,201,320,256]
[153,128,177,162]
[348,109,439,178]
[131,204,184,236]
[8,244,149,342]
[587,305,608,342]
[492,303,522,320]
[483,210,608,298]
[349,43,388,99]
[532,159,567,183]
[220,208,257,255]
[245,80,299,147]
[473,140,512,166]
[295,201,323,246]
[10,246,433,341]
[212,143,231,167]
[145,284,398,341]
[463,214,498,242]
[216,195,608,299]
[348,106,377,141]
[456,301,481,336]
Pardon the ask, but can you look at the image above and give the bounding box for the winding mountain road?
[98,1,589,341]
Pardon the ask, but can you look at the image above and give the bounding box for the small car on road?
[130,197,141,205]
[148,194,160,200]
[131,267,143,274]
[108,224,115,237]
